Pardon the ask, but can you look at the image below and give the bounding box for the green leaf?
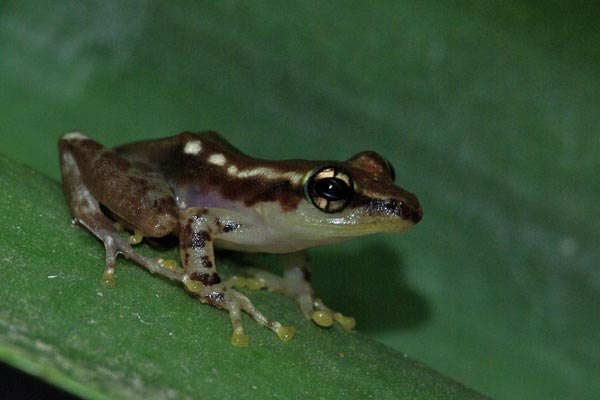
[0,155,486,399]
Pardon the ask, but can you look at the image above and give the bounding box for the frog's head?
[262,151,422,245]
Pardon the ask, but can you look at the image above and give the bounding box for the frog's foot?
[232,269,356,331]
[184,280,295,347]
[97,232,184,288]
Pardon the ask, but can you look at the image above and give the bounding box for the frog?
[58,131,422,347]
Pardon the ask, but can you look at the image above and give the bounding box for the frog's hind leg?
[240,251,356,331]
[58,132,184,285]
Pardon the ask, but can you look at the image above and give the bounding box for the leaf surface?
[0,155,486,399]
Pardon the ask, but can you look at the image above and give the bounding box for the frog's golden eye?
[305,166,354,213]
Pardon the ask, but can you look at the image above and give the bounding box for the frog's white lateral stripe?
[226,165,303,183]
[184,140,202,155]
[208,153,227,166]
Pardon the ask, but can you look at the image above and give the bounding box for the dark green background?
[1,2,598,399]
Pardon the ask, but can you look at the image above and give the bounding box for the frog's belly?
[213,233,350,254]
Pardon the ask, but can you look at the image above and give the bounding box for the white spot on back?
[184,140,202,155]
[62,131,87,140]
[208,153,227,166]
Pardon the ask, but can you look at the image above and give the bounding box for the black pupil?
[315,178,350,201]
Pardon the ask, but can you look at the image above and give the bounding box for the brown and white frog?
[59,131,422,347]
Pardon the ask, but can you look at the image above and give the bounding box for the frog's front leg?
[177,208,295,347]
[245,251,356,331]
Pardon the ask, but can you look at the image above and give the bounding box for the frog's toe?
[99,243,119,288]
[226,275,247,288]
[312,310,333,327]
[312,310,355,330]
[229,321,294,347]
[230,328,250,347]
[274,324,296,342]
[245,277,267,291]
[333,312,356,330]
[99,269,116,288]
[310,299,356,330]
[127,229,144,245]
[156,258,180,272]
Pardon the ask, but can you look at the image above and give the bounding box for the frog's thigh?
[59,132,181,281]
[59,133,123,246]
[59,132,178,238]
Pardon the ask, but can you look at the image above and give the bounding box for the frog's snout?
[401,201,423,224]
[385,198,422,223]
[396,187,422,224]
[362,195,422,224]
[400,189,422,224]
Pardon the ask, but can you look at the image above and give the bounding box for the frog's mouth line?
[286,215,419,238]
